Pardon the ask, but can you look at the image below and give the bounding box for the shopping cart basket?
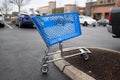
[32,12,91,74]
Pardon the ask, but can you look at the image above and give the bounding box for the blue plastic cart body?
[31,12,90,74]
[32,12,82,47]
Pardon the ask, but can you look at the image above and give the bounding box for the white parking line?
[5,23,13,29]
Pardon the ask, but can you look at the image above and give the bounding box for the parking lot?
[0,23,120,80]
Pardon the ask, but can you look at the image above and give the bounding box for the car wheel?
[0,24,4,27]
[3,24,5,27]
[16,23,18,26]
[84,22,88,27]
[93,25,96,27]
[98,24,100,26]
[15,20,17,26]
[104,24,106,27]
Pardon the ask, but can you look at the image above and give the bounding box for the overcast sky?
[23,0,88,10]
[0,0,96,12]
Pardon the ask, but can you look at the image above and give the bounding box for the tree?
[0,0,12,17]
[10,0,31,13]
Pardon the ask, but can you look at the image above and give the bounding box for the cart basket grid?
[32,12,81,46]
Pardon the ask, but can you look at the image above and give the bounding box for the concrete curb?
[53,47,96,80]
[53,47,120,80]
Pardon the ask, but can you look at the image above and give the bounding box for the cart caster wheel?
[82,53,89,61]
[41,64,49,74]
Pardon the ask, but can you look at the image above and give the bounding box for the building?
[90,0,120,20]
[78,7,86,15]
[64,4,77,13]
[86,2,97,16]
[48,1,56,14]
[11,12,18,16]
[37,1,56,15]
[37,1,83,16]
[38,6,49,15]
[115,0,120,6]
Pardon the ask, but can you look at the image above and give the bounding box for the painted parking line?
[5,23,13,29]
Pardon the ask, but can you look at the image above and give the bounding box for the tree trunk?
[18,5,20,13]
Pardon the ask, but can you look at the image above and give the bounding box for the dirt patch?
[63,48,120,80]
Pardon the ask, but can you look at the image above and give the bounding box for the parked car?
[15,12,34,28]
[97,19,109,27]
[11,16,17,23]
[107,24,112,33]
[79,15,97,27]
[108,7,120,38]
[0,14,5,27]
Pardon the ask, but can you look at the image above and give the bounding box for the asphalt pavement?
[0,23,120,80]
[0,24,71,80]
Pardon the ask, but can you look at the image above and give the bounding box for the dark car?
[108,7,120,38]
[97,19,109,27]
[16,12,34,28]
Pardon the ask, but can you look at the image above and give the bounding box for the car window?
[104,20,107,22]
[19,14,25,17]
[85,17,92,19]
[101,20,104,22]
[80,17,83,19]
[103,19,109,22]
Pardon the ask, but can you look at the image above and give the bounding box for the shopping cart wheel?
[41,64,49,74]
[81,53,89,61]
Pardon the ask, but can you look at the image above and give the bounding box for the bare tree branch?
[0,0,12,17]
[10,0,31,13]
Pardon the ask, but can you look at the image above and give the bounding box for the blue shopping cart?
[32,12,90,74]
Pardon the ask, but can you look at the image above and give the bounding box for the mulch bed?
[63,48,120,80]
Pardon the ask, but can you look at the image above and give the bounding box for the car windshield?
[85,17,92,19]
[81,16,92,19]
[100,19,109,22]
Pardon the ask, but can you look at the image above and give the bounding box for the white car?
[79,15,97,27]
[0,14,5,27]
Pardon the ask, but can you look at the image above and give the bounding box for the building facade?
[38,1,56,15]
[90,0,120,20]
[78,7,86,15]
[38,6,49,15]
[86,2,97,16]
[115,0,120,6]
[48,1,56,14]
[37,1,80,16]
[64,4,77,13]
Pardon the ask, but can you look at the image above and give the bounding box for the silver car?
[79,15,97,27]
[0,14,5,27]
